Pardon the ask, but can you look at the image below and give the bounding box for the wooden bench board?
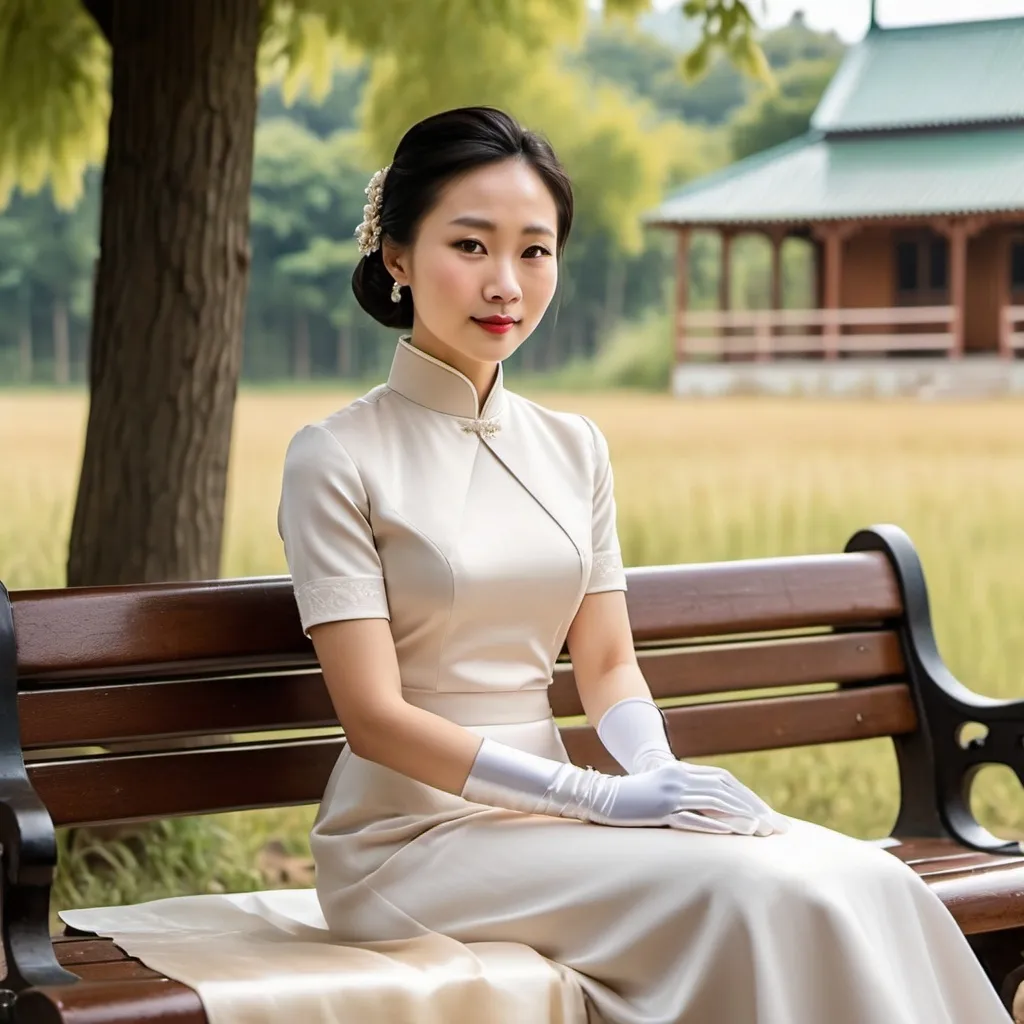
[20,839,1022,1024]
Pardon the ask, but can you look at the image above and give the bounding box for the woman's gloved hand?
[635,749,790,836]
[596,697,788,836]
[462,737,767,835]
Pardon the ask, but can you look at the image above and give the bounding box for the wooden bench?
[1,523,1022,1022]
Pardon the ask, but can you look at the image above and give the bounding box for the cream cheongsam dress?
[60,337,1010,1024]
[276,338,1009,1024]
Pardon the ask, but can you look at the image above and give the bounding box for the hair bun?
[351,249,413,329]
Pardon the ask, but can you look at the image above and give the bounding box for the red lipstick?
[472,315,518,335]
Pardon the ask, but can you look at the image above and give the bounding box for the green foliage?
[550,309,675,391]
[679,0,769,85]
[0,0,776,213]
[0,1,844,384]
[573,9,842,128]
[729,57,838,160]
[0,0,109,209]
[0,175,98,381]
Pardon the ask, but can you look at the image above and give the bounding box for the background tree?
[0,0,768,587]
[729,58,839,160]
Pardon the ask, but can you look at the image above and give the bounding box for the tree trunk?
[603,257,626,334]
[17,285,32,383]
[293,312,311,379]
[67,0,260,587]
[336,323,352,378]
[52,296,70,385]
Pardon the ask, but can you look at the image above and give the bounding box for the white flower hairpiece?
[355,164,390,257]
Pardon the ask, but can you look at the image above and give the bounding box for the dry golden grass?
[2,387,1022,909]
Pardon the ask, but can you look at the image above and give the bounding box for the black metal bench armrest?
[847,527,1023,856]
[0,583,79,995]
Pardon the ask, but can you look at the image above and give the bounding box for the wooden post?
[719,229,733,359]
[822,227,843,361]
[763,227,786,363]
[998,232,1012,360]
[719,230,733,311]
[948,222,967,359]
[934,215,986,359]
[769,229,784,312]
[809,222,861,361]
[675,228,691,363]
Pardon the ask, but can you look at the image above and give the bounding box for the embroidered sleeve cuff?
[586,550,627,594]
[294,576,391,635]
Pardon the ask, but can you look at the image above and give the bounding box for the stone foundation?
[672,357,1024,399]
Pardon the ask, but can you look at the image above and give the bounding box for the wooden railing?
[999,305,1024,358]
[679,306,956,361]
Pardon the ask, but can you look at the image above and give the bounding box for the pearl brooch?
[459,418,501,440]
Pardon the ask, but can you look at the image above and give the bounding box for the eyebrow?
[448,215,556,239]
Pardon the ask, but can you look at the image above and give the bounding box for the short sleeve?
[277,423,390,635]
[580,416,628,594]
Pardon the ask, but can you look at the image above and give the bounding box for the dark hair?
[351,106,574,329]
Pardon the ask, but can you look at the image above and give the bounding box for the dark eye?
[524,245,552,259]
[455,239,485,254]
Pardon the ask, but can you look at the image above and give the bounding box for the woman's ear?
[381,241,409,286]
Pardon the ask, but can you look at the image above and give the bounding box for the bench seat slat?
[32,845,1022,1023]
[18,630,904,749]
[53,938,132,967]
[14,978,206,1024]
[71,961,164,983]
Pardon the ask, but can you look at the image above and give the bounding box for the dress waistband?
[401,688,553,726]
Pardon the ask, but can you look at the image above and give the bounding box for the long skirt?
[62,711,1011,1024]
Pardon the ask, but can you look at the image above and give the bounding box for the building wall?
[965,227,1006,353]
[831,223,1011,353]
[839,227,893,308]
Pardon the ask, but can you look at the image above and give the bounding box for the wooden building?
[645,13,1024,390]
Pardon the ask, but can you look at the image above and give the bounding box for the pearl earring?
[391,280,403,303]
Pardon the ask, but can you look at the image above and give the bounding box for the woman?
[278,106,1010,1023]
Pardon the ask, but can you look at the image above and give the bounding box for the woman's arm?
[309,617,483,795]
[566,589,656,727]
[308,614,756,832]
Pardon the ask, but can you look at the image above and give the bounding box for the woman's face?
[383,158,560,381]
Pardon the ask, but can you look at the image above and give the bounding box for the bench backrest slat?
[11,552,901,681]
[16,629,905,750]
[29,738,341,827]
[566,683,917,768]
[27,682,917,828]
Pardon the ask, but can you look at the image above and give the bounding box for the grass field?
[2,388,1022,912]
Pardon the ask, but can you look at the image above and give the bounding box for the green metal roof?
[813,17,1024,133]
[645,127,1024,227]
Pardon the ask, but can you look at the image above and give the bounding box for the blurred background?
[1,0,1021,911]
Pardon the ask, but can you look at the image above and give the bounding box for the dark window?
[928,237,948,290]
[896,241,919,292]
[894,232,949,300]
[1011,240,1024,291]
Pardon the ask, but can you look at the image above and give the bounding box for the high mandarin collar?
[386,336,506,421]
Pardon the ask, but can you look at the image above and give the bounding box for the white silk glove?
[461,737,766,833]
[597,697,789,836]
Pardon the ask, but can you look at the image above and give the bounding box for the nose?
[484,259,522,306]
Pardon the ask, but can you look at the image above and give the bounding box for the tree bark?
[67,0,260,586]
